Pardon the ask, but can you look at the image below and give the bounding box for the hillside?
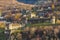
[0,0,35,10]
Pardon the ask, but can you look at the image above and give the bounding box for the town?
[0,0,60,40]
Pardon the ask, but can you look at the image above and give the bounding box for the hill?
[0,0,35,10]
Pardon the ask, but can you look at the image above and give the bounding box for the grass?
[26,22,60,27]
[0,29,5,40]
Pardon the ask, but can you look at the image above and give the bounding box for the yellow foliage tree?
[0,22,6,28]
[52,4,55,9]
[14,13,22,20]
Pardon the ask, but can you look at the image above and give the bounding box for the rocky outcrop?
[0,0,35,10]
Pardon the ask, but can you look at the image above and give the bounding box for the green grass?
[26,22,60,27]
[0,29,4,33]
[0,33,5,40]
[0,29,5,40]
